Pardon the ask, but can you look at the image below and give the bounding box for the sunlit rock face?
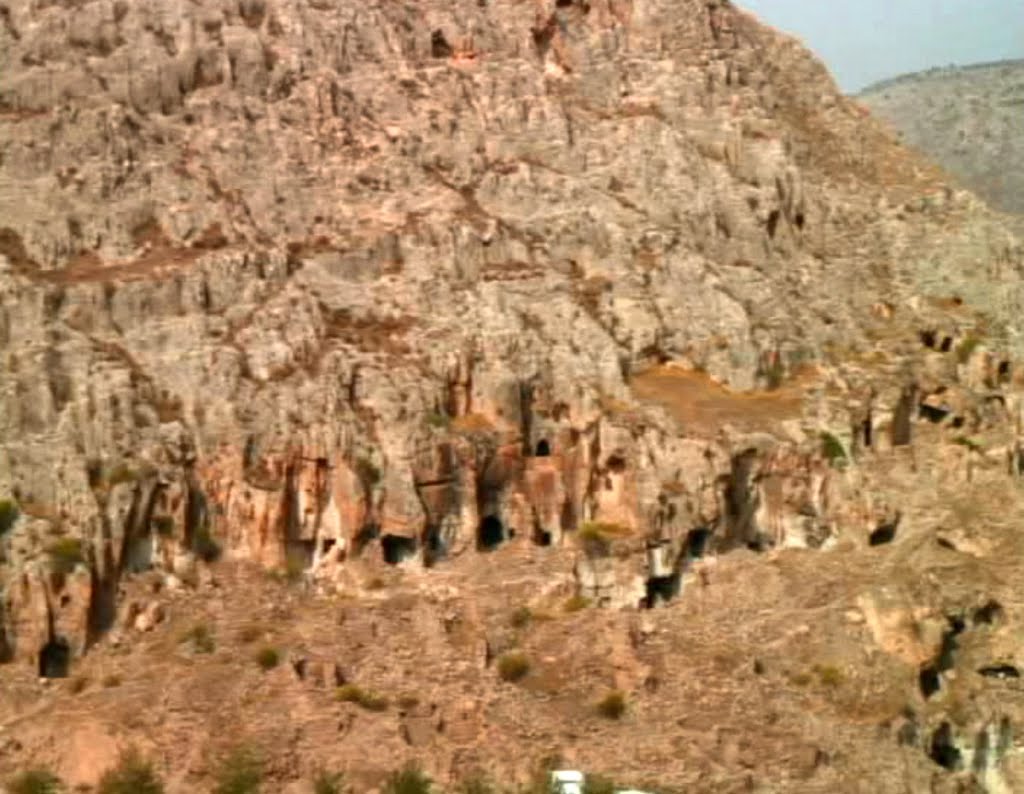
[1,1,1024,791]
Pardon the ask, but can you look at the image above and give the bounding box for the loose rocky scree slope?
[1,0,1024,792]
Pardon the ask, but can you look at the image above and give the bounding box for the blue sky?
[738,0,1023,93]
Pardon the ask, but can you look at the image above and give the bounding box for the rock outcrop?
[1,1,1024,791]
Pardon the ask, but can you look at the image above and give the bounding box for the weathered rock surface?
[0,0,1023,791]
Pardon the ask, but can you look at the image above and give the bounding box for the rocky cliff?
[2,1,1024,791]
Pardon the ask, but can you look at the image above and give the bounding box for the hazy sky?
[738,0,1023,93]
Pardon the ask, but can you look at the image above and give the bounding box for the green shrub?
[106,463,138,487]
[820,432,848,467]
[47,537,85,575]
[213,747,262,794]
[383,763,432,794]
[152,516,175,537]
[455,773,496,794]
[953,435,984,452]
[578,521,631,557]
[0,499,19,535]
[193,525,221,562]
[425,412,450,429]
[814,664,844,688]
[7,769,63,794]
[509,606,533,628]
[596,690,626,720]
[956,335,981,364]
[583,775,616,794]
[563,594,591,613]
[335,684,389,711]
[283,550,307,583]
[97,748,164,794]
[497,652,530,683]
[255,647,280,671]
[312,769,345,794]
[180,623,215,654]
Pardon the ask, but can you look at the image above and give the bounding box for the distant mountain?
[860,59,1024,226]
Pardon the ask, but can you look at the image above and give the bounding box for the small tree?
[383,763,432,794]
[596,690,627,720]
[312,769,345,794]
[497,652,530,683]
[255,647,280,670]
[7,769,63,794]
[0,499,19,535]
[97,748,164,794]
[213,747,262,794]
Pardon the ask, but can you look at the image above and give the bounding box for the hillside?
[860,60,1024,229]
[1,1,1024,792]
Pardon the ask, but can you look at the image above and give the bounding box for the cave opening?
[430,30,453,58]
[381,535,417,566]
[643,573,681,608]
[686,528,712,559]
[919,329,937,349]
[919,665,940,698]
[38,637,71,679]
[950,415,965,429]
[423,525,447,567]
[869,514,900,546]
[929,722,963,771]
[973,600,1004,626]
[939,336,953,353]
[978,664,1020,679]
[533,525,553,547]
[606,454,627,473]
[862,415,873,448]
[477,515,505,551]
[919,402,950,423]
[535,439,551,457]
[999,360,1011,380]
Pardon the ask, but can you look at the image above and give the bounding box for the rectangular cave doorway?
[477,515,506,551]
[381,534,418,565]
[38,637,71,679]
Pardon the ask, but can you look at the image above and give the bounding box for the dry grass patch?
[630,365,804,435]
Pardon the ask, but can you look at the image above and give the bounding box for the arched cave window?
[535,439,551,457]
[477,515,505,551]
[38,637,71,679]
[381,535,417,565]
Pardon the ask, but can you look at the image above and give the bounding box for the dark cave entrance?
[38,637,71,679]
[643,573,681,609]
[535,439,551,457]
[423,525,447,567]
[686,528,712,560]
[381,535,418,565]
[929,722,963,771]
[477,515,505,551]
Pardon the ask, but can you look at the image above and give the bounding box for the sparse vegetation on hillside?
[497,652,530,682]
[0,499,19,534]
[46,537,85,575]
[96,748,164,794]
[255,646,281,670]
[213,747,262,794]
[596,690,627,720]
[312,769,345,794]
[7,769,63,794]
[383,763,433,794]
[180,623,216,654]
[336,684,389,711]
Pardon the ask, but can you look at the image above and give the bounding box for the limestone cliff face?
[2,3,1024,787]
